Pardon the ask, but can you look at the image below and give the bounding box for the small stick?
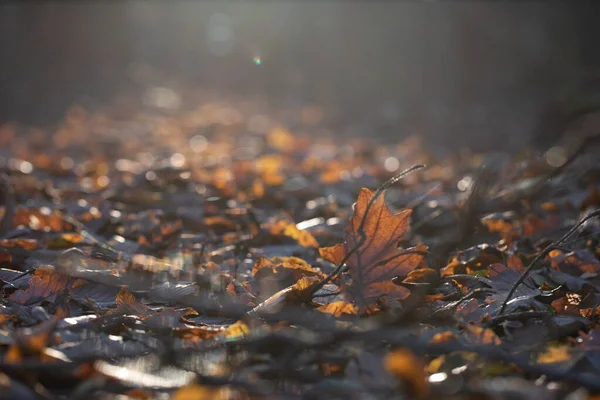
[498,209,600,315]
[487,310,550,326]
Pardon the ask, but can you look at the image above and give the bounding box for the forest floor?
[0,94,599,400]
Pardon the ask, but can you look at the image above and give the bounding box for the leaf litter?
[0,97,599,399]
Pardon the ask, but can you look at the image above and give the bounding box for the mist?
[1,3,598,152]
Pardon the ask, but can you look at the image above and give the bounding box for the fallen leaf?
[252,256,326,300]
[320,188,426,308]
[9,268,75,305]
[217,321,249,341]
[116,286,151,315]
[268,220,319,248]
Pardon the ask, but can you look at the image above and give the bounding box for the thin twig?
[498,209,600,315]
[486,310,550,327]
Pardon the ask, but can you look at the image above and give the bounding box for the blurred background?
[1,3,599,152]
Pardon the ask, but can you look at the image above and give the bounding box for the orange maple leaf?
[319,188,426,307]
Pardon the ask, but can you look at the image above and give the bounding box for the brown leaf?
[116,286,151,315]
[319,244,344,265]
[9,268,74,305]
[320,188,426,307]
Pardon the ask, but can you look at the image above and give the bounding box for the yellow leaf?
[252,256,325,279]
[218,321,249,341]
[269,220,319,248]
[425,355,445,374]
[317,301,358,317]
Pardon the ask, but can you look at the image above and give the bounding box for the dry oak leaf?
[319,188,426,306]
